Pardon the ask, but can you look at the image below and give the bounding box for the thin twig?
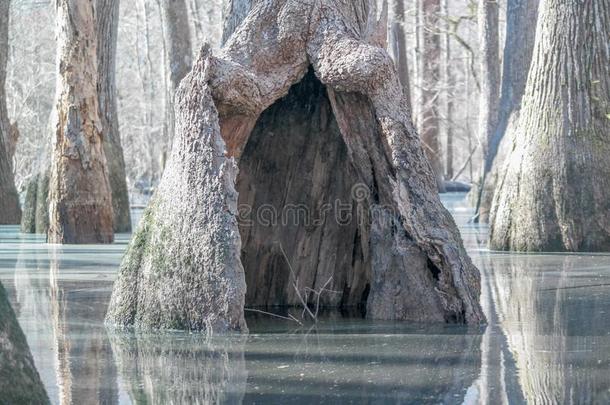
[244,308,303,325]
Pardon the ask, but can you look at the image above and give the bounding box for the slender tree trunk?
[419,0,444,189]
[97,0,132,233]
[0,281,50,404]
[490,0,610,252]
[48,0,114,244]
[222,0,252,45]
[160,0,193,162]
[107,0,484,333]
[441,0,453,180]
[389,0,412,109]
[476,0,539,222]
[0,0,21,225]
[477,0,500,159]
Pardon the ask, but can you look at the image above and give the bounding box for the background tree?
[489,0,610,251]
[97,0,132,233]
[418,0,444,189]
[160,0,193,159]
[48,0,114,244]
[472,0,499,221]
[474,0,539,222]
[0,0,21,225]
[221,0,251,45]
[389,0,412,107]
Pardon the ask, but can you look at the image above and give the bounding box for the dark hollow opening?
[236,68,372,313]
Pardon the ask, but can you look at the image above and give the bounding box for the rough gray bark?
[475,0,539,222]
[489,0,610,251]
[0,281,50,404]
[107,0,484,333]
[97,0,132,233]
[48,0,114,244]
[419,0,444,189]
[0,0,21,225]
[389,0,412,108]
[221,0,252,45]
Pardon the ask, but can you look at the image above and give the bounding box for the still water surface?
[1,194,609,404]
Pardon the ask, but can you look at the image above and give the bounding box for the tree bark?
[97,0,132,233]
[222,0,252,45]
[477,0,500,157]
[389,0,412,109]
[475,0,539,222]
[160,0,193,164]
[489,0,610,252]
[0,281,50,404]
[0,0,21,225]
[106,0,484,333]
[48,0,114,244]
[419,0,444,189]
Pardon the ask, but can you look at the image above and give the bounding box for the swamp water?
[1,193,609,404]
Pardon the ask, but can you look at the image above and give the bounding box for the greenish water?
[1,193,609,404]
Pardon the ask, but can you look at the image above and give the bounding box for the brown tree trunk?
[0,0,21,225]
[490,0,610,251]
[419,0,444,190]
[441,0,453,180]
[475,0,539,222]
[0,281,50,404]
[389,0,412,108]
[48,0,114,244]
[97,0,132,233]
[106,0,484,333]
[222,0,252,45]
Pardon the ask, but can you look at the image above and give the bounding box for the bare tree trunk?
[48,0,114,244]
[0,0,21,225]
[222,0,252,45]
[106,0,484,333]
[160,0,193,162]
[0,281,50,404]
[477,0,500,158]
[441,0,453,180]
[97,0,132,233]
[476,0,539,222]
[389,0,412,108]
[419,0,444,190]
[490,0,610,252]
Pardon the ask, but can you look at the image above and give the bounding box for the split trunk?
[106,0,484,332]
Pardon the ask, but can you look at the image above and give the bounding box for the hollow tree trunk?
[389,0,412,109]
[489,0,610,252]
[475,0,539,222]
[48,0,114,244]
[419,0,444,190]
[0,0,21,225]
[221,0,252,45]
[0,281,50,404]
[160,0,193,154]
[98,0,132,233]
[106,0,484,333]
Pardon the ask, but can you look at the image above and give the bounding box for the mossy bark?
[0,282,50,405]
